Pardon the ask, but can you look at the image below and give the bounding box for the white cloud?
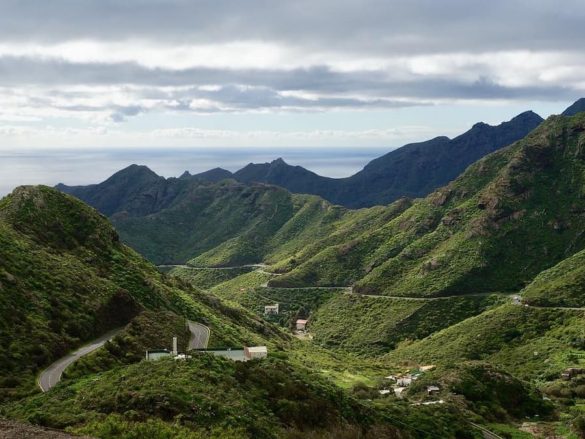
[0,0,582,153]
[0,123,450,149]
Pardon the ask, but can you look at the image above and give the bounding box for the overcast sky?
[0,0,583,151]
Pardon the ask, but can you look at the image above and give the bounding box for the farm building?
[264,304,279,315]
[427,385,440,395]
[394,387,406,398]
[295,319,308,331]
[145,349,172,361]
[244,346,268,360]
[396,376,413,387]
[561,367,584,380]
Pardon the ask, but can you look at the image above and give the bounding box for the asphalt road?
[158,264,266,270]
[38,328,121,392]
[187,320,210,350]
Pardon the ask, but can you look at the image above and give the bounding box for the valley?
[1,107,585,438]
[4,2,585,437]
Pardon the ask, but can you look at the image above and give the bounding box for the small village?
[264,302,446,403]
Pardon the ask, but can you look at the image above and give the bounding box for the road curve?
[469,422,504,439]
[158,264,266,270]
[38,328,121,392]
[187,320,210,350]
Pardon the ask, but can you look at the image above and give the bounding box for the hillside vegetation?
[0,186,283,402]
[386,305,585,380]
[42,108,585,437]
[309,294,505,354]
[63,113,585,301]
[521,248,585,307]
[1,356,409,439]
[272,112,585,296]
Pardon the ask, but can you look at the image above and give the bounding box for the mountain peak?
[271,158,288,166]
[179,170,192,179]
[562,98,585,116]
[3,185,118,251]
[511,110,543,123]
[471,121,489,130]
[115,164,158,178]
[190,167,233,182]
[470,111,543,132]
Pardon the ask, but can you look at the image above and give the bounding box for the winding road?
[158,264,266,270]
[38,320,212,392]
[187,320,211,350]
[38,328,121,392]
[160,262,585,311]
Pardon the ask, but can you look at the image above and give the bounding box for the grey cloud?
[0,56,579,107]
[0,0,584,55]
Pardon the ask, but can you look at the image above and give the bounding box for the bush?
[573,416,585,439]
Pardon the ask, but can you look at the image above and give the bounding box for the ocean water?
[0,147,392,196]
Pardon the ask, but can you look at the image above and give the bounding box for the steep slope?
[111,182,351,266]
[96,176,410,267]
[521,248,585,307]
[272,112,585,297]
[234,158,332,198]
[0,186,282,401]
[180,167,233,182]
[56,164,177,216]
[233,111,543,207]
[562,97,585,116]
[343,111,544,207]
[385,304,584,380]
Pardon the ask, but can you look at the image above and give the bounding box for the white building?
[296,319,308,331]
[396,377,412,387]
[244,346,268,360]
[145,350,172,361]
[427,385,440,395]
[264,304,279,315]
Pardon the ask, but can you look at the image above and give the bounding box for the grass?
[385,304,585,381]
[169,266,255,289]
[309,294,505,354]
[521,248,585,307]
[0,355,406,439]
[0,186,286,402]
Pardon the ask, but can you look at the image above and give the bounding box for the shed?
[145,349,171,361]
[396,377,412,387]
[244,346,268,360]
[394,387,406,398]
[296,319,308,331]
[264,304,279,315]
[427,385,440,395]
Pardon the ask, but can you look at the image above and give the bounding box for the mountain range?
[233,110,544,207]
[58,108,546,210]
[3,99,585,438]
[53,105,585,308]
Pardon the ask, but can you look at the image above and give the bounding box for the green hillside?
[0,185,483,438]
[0,186,283,401]
[309,294,505,354]
[168,266,256,289]
[385,305,585,380]
[32,111,585,437]
[1,356,410,439]
[273,113,585,297]
[521,248,585,307]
